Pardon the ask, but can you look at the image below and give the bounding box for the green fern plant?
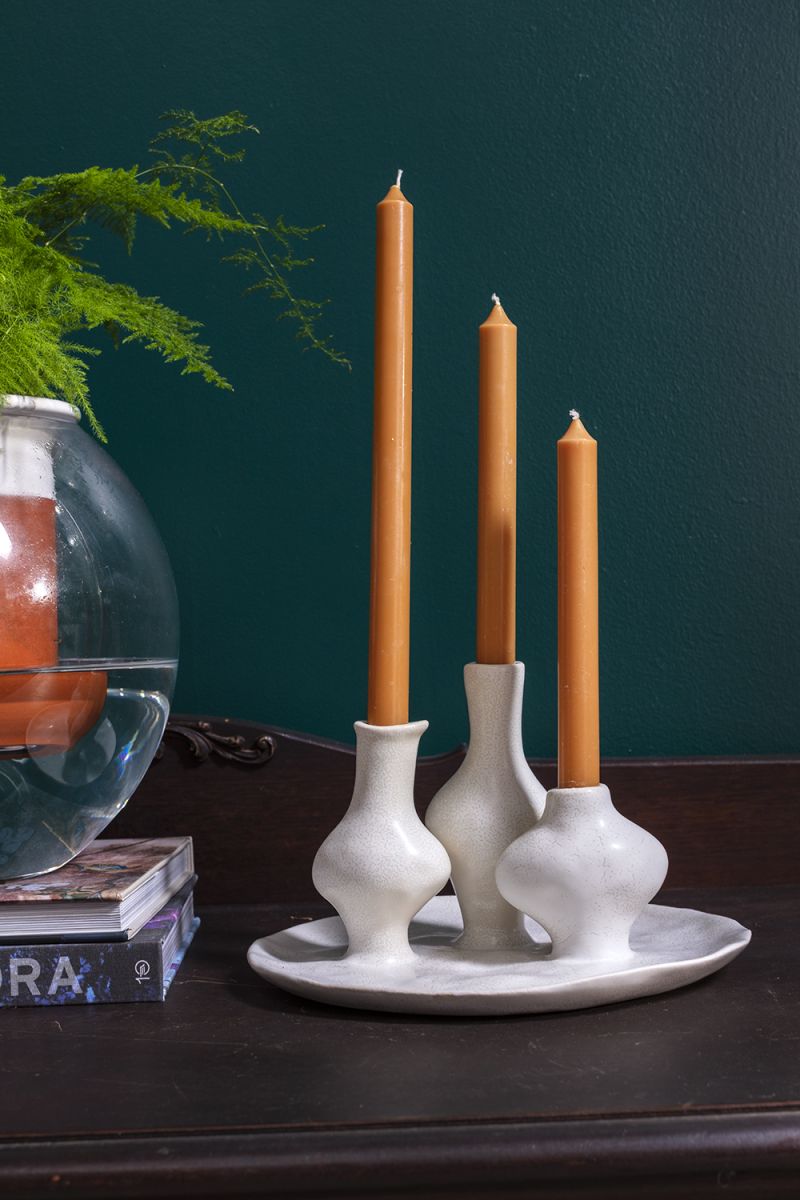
[0,110,348,440]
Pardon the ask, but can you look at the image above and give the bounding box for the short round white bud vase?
[425,663,546,950]
[312,720,451,965]
[495,784,669,962]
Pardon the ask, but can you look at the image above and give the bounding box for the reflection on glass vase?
[0,395,179,879]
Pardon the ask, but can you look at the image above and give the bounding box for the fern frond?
[0,187,229,439]
[71,274,231,391]
[13,168,249,257]
[147,114,350,369]
[150,109,260,165]
[0,109,349,439]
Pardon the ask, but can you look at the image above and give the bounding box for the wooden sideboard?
[0,717,798,1199]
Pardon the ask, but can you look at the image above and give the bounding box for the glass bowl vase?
[0,395,178,879]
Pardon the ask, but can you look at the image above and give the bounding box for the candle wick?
[395,168,403,188]
[491,292,501,307]
[569,408,580,421]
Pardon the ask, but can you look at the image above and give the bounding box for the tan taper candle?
[367,175,413,726]
[476,295,517,664]
[557,411,599,787]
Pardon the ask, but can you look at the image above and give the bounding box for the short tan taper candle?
[557,411,599,787]
[367,173,413,726]
[476,294,517,664]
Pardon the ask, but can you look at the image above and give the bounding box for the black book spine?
[0,882,197,1007]
[0,939,167,1006]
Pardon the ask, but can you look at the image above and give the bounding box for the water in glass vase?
[0,659,177,880]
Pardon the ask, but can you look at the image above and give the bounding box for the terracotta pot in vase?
[0,396,178,878]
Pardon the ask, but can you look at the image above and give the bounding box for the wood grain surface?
[0,887,797,1197]
[0,717,795,1199]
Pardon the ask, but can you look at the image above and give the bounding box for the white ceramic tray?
[247,895,751,1016]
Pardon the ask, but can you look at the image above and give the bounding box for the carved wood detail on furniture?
[107,714,800,904]
[160,718,276,765]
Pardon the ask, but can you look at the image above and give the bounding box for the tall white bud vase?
[496,784,669,962]
[312,720,451,965]
[425,663,546,950]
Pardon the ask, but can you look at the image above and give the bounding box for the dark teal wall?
[3,1,798,754]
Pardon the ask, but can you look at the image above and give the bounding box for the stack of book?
[0,837,198,1007]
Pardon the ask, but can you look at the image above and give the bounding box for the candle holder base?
[247,894,750,1016]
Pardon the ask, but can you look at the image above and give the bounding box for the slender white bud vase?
[495,784,669,962]
[312,720,451,965]
[425,663,546,950]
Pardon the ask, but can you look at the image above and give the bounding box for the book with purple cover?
[0,879,199,1006]
[0,837,194,941]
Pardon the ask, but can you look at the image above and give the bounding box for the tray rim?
[247,896,752,1016]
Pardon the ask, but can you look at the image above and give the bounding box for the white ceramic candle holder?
[496,784,669,961]
[311,720,451,965]
[250,729,751,1015]
[425,662,545,949]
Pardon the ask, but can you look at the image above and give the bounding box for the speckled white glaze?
[247,894,751,1016]
[312,720,451,964]
[425,662,546,950]
[496,784,669,962]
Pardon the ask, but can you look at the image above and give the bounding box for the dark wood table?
[0,719,798,1198]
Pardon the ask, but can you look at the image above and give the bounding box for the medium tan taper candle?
[476,294,517,664]
[367,172,413,726]
[557,410,599,787]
